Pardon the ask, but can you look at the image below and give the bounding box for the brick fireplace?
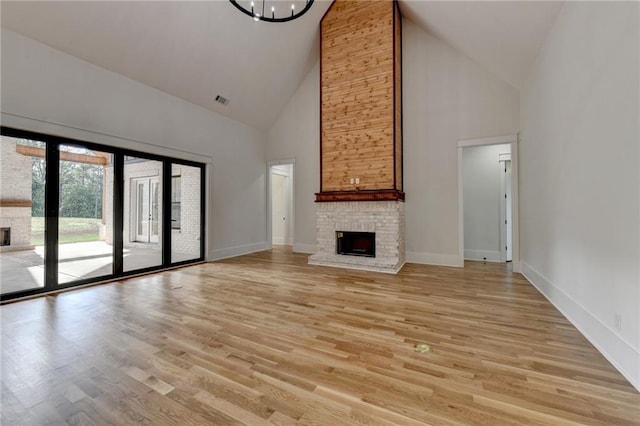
[337,231,376,258]
[309,201,405,273]
[308,0,405,274]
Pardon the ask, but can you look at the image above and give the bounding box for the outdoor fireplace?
[0,228,10,246]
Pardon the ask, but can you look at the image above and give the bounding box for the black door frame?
[1,126,206,301]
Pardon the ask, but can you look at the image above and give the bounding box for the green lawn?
[31,217,102,246]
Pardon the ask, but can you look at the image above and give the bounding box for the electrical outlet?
[350,178,355,184]
[614,313,622,331]
[355,177,360,184]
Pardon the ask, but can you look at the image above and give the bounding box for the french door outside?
[134,177,160,244]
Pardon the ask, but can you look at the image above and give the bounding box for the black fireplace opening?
[0,228,10,246]
[336,231,375,258]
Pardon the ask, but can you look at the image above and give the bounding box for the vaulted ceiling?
[1,1,563,131]
[399,1,563,89]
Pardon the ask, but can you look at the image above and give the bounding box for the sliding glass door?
[132,177,160,243]
[57,144,114,284]
[0,136,46,295]
[171,163,202,263]
[123,157,164,272]
[0,127,205,301]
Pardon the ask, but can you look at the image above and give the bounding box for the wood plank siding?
[319,0,403,199]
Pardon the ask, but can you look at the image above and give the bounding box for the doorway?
[457,134,520,272]
[132,176,160,243]
[268,160,294,247]
[499,155,512,262]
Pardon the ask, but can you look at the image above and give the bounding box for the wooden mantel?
[318,0,403,202]
[315,189,405,202]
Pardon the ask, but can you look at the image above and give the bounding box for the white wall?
[1,29,268,260]
[403,21,520,266]
[520,2,640,390]
[463,144,510,262]
[267,62,320,254]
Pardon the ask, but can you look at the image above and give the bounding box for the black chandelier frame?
[229,0,315,23]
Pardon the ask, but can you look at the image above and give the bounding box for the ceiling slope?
[400,1,563,89]
[2,1,562,130]
[1,0,332,130]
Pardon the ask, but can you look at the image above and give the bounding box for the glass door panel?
[123,157,162,272]
[0,137,46,295]
[171,163,202,263]
[134,179,150,242]
[150,178,160,243]
[58,144,113,284]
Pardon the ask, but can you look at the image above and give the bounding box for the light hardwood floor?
[2,247,639,425]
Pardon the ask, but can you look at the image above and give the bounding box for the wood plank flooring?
[2,247,639,425]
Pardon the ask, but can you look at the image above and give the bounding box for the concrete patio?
[1,241,198,295]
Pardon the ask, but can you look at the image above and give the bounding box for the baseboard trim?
[522,262,640,392]
[293,243,316,254]
[406,251,463,268]
[511,260,523,273]
[464,249,502,262]
[208,242,269,262]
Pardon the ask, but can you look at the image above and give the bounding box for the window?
[171,165,201,263]
[171,176,181,230]
[123,157,162,272]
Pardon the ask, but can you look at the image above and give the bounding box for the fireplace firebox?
[336,231,375,258]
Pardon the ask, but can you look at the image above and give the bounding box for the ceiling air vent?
[214,95,229,106]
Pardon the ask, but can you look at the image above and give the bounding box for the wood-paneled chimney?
[316,0,403,202]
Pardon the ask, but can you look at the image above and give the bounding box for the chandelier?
[229,0,315,23]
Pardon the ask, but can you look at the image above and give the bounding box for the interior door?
[272,173,287,244]
[505,160,512,262]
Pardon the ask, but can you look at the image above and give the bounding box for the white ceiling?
[1,1,563,130]
[400,1,564,89]
[1,0,333,130]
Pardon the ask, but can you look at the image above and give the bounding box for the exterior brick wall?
[309,201,405,273]
[171,164,201,257]
[0,137,34,250]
